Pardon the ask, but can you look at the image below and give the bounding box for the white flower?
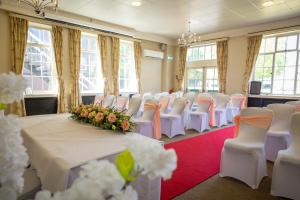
[0,115,28,194]
[125,134,177,180]
[0,72,27,104]
[112,186,138,200]
[0,186,17,200]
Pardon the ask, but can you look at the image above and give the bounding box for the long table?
[20,114,160,200]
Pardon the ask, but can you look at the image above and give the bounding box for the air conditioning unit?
[143,49,164,59]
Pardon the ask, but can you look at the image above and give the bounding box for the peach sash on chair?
[144,102,161,139]
[231,96,247,109]
[233,114,273,137]
[94,96,104,105]
[159,96,169,111]
[116,97,128,110]
[197,97,215,127]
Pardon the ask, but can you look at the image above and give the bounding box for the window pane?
[275,53,285,67]
[277,36,287,51]
[187,68,203,91]
[287,35,297,50]
[264,54,273,67]
[261,80,271,94]
[285,51,297,66]
[259,39,266,53]
[265,37,275,53]
[205,45,212,60]
[211,45,216,59]
[199,47,205,60]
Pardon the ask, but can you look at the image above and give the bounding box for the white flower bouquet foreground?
[35,135,177,200]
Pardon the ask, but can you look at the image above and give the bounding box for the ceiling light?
[18,0,58,17]
[131,1,142,7]
[263,0,274,7]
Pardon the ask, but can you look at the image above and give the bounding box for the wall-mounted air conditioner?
[143,49,164,59]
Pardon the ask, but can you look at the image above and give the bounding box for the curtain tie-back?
[198,97,215,127]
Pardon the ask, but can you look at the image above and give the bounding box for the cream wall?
[0,10,11,74]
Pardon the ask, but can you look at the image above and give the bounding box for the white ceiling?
[17,0,300,39]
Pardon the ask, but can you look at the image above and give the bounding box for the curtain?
[111,37,120,96]
[9,16,28,116]
[217,40,228,93]
[242,35,263,95]
[52,26,66,113]
[177,46,187,90]
[134,41,142,93]
[69,28,81,108]
[98,34,109,96]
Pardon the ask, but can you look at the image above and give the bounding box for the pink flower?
[75,107,81,114]
[95,112,104,122]
[107,113,117,123]
[121,120,130,131]
[81,110,89,118]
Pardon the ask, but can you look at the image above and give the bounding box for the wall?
[0,10,10,74]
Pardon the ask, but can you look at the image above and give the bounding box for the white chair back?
[102,95,115,108]
[230,93,245,108]
[238,107,273,142]
[169,98,186,115]
[197,96,211,113]
[143,93,152,99]
[132,94,142,98]
[126,97,142,116]
[266,104,295,132]
[286,101,300,112]
[215,94,230,109]
[290,113,300,151]
[141,99,158,121]
[115,96,128,110]
[183,92,196,102]
[94,95,104,105]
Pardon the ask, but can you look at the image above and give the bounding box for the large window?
[80,33,103,94]
[253,32,300,95]
[186,67,219,92]
[119,40,137,93]
[187,44,216,62]
[23,26,58,95]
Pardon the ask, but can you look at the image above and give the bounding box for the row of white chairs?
[220,105,300,199]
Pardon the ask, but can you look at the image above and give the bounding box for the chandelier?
[177,20,201,46]
[18,0,58,17]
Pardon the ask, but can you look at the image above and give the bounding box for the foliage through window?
[253,32,300,95]
[186,67,219,92]
[187,44,216,62]
[119,40,137,93]
[23,26,58,95]
[80,33,103,94]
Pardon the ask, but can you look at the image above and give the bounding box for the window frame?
[23,24,58,97]
[252,32,300,96]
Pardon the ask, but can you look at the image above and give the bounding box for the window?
[187,44,216,62]
[119,40,137,93]
[23,26,58,95]
[253,32,300,95]
[186,67,219,92]
[80,33,103,94]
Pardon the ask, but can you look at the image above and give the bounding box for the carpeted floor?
[161,126,285,200]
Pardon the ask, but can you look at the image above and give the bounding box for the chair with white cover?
[226,94,246,123]
[161,98,186,138]
[215,94,230,127]
[134,100,161,139]
[102,95,115,108]
[142,92,153,99]
[265,104,295,161]
[186,96,211,132]
[166,94,176,113]
[286,100,300,112]
[115,96,129,111]
[126,97,142,118]
[220,107,273,189]
[271,113,300,199]
[159,96,170,114]
[94,95,104,105]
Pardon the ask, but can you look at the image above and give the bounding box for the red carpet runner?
[161,126,235,200]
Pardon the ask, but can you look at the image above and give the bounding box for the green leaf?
[115,149,135,182]
[0,103,7,110]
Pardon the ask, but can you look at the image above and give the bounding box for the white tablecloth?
[20,114,160,200]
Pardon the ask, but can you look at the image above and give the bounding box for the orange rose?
[95,112,104,122]
[107,113,117,123]
[121,120,130,131]
[81,110,89,118]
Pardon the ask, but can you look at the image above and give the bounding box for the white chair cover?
[215,94,230,127]
[102,95,115,108]
[286,101,300,112]
[265,104,295,161]
[134,99,157,138]
[220,107,273,189]
[271,113,300,199]
[226,94,245,123]
[161,98,186,138]
[114,96,128,111]
[186,96,210,132]
[125,97,142,118]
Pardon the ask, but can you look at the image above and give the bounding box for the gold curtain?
[177,46,187,90]
[217,40,228,93]
[134,41,142,93]
[9,16,28,116]
[98,34,109,96]
[242,35,263,95]
[52,26,66,113]
[111,37,120,96]
[69,28,81,108]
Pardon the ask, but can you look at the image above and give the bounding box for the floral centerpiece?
[70,104,134,132]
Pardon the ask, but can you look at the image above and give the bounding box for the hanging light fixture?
[18,0,59,17]
[177,20,201,46]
